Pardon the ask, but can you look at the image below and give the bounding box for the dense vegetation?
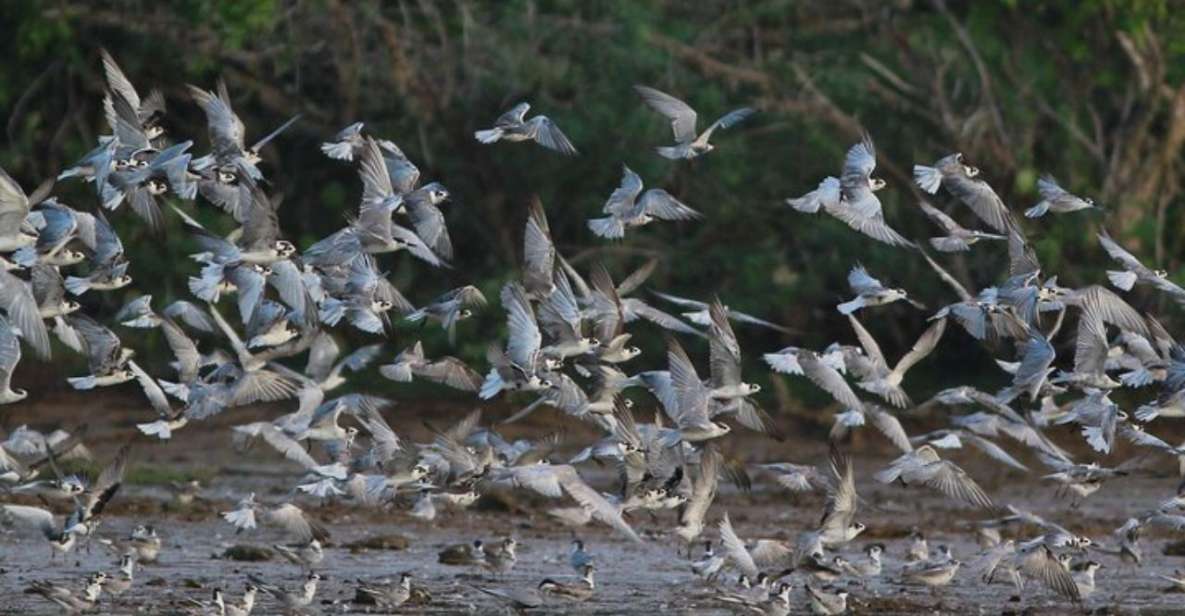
[2,0,1184,407]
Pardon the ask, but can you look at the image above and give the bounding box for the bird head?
[274,240,297,258]
[870,177,887,191]
[146,178,169,195]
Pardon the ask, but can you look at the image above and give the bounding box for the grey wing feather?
[267,503,329,542]
[869,407,913,454]
[1073,310,1109,376]
[129,360,173,417]
[304,333,340,382]
[405,195,453,261]
[526,116,578,155]
[718,512,758,577]
[847,315,887,369]
[502,282,542,370]
[699,107,755,142]
[1077,286,1149,337]
[605,165,644,215]
[0,316,20,393]
[495,103,531,128]
[917,200,962,233]
[523,198,555,296]
[944,174,1012,233]
[799,351,864,412]
[160,318,200,383]
[634,85,697,144]
[919,460,994,509]
[668,339,711,427]
[0,270,50,360]
[2,504,58,538]
[625,299,702,336]
[708,300,742,387]
[556,465,640,542]
[1097,230,1149,274]
[258,424,328,473]
[229,369,298,406]
[830,205,916,248]
[893,317,947,377]
[188,82,246,158]
[100,49,142,113]
[0,167,30,237]
[847,266,882,294]
[616,258,658,297]
[358,138,396,207]
[1020,545,1080,601]
[416,357,483,392]
[640,190,702,221]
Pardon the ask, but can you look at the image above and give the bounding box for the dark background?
[2,0,1183,416]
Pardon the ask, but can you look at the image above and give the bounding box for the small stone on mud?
[345,533,410,552]
[221,544,274,561]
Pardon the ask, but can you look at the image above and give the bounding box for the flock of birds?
[3,49,1185,615]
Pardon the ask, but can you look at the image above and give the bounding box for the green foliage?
[1,1,1184,401]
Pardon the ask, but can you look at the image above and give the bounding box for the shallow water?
[3,394,1185,614]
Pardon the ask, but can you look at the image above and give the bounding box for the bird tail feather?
[1106,270,1137,291]
[1024,202,1049,218]
[912,165,943,194]
[587,217,625,239]
[474,128,503,144]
